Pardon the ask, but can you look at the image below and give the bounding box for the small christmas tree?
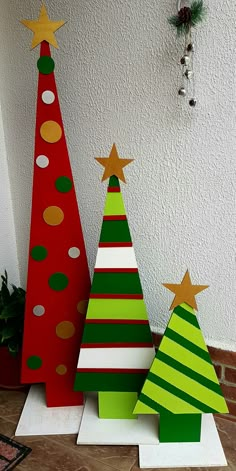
[134,271,228,442]
[74,144,155,419]
[21,4,90,407]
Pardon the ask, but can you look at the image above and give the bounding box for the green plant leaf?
[0,271,26,349]
[0,279,10,305]
[8,340,19,356]
[0,303,22,319]
[1,324,19,342]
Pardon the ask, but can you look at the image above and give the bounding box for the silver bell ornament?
[178,87,187,97]
[185,69,193,79]
[187,43,194,52]
[189,98,197,107]
[180,54,190,66]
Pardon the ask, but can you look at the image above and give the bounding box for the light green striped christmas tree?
[74,144,155,418]
[134,271,228,442]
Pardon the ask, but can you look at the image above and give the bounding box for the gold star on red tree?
[163,270,208,311]
[21,4,65,49]
[95,144,133,183]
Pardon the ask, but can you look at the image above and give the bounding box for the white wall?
[0,0,235,350]
[0,102,19,286]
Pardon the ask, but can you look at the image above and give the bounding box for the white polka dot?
[33,305,45,317]
[36,155,49,168]
[42,90,55,105]
[68,247,80,259]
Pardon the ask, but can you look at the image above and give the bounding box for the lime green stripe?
[136,393,170,415]
[174,305,200,328]
[159,337,219,383]
[156,351,222,395]
[82,323,152,343]
[91,272,143,295]
[169,314,208,351]
[133,397,158,415]
[100,220,131,243]
[143,379,202,414]
[104,193,126,216]
[86,299,149,320]
[180,302,195,314]
[148,373,217,413]
[151,360,227,413]
[165,328,212,363]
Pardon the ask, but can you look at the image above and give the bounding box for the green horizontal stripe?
[156,350,222,396]
[109,176,120,188]
[74,372,146,392]
[100,220,131,243]
[91,272,143,295]
[174,305,200,329]
[165,328,212,364]
[82,323,153,343]
[148,372,217,413]
[139,392,171,415]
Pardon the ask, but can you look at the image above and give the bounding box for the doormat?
[0,434,31,470]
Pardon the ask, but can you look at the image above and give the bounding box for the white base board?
[77,393,159,445]
[15,385,84,436]
[139,414,227,468]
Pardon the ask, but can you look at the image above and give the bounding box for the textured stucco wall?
[0,102,20,285]
[0,0,235,350]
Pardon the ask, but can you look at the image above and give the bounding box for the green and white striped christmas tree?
[134,271,228,441]
[74,144,155,418]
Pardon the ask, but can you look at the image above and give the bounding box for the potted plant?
[0,271,26,388]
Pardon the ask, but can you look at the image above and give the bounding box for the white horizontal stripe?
[95,247,138,269]
[77,347,155,370]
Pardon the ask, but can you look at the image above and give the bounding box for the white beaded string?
[177,1,196,106]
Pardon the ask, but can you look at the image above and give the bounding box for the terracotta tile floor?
[0,389,235,471]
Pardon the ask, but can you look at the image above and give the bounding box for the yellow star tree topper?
[163,270,208,311]
[21,3,65,49]
[96,144,133,183]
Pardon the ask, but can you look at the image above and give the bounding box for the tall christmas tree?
[74,144,155,419]
[21,5,90,407]
[134,271,228,441]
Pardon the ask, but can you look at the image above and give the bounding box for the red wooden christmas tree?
[20,4,90,407]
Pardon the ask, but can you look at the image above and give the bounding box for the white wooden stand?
[15,385,84,436]
[139,414,227,468]
[77,393,159,445]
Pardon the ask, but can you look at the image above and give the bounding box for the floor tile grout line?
[0,414,138,471]
[45,435,138,471]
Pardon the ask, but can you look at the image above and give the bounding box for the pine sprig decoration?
[191,1,206,25]
[168,1,206,35]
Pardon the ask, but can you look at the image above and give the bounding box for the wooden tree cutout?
[21,5,90,407]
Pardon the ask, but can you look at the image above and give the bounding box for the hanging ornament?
[185,69,193,79]
[168,1,206,107]
[178,87,187,96]
[189,98,197,106]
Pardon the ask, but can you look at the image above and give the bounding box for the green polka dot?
[37,56,55,75]
[27,355,42,370]
[49,273,69,291]
[55,176,73,193]
[31,245,48,261]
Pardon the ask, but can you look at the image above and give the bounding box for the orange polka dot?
[43,206,64,226]
[40,121,62,143]
[56,364,67,375]
[77,300,89,316]
[56,321,75,339]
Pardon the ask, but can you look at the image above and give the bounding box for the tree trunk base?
[159,413,202,442]
[98,391,138,419]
